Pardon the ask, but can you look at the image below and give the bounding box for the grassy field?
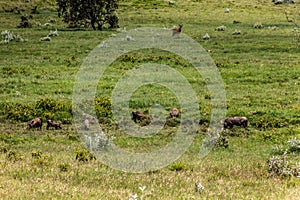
[0,0,300,199]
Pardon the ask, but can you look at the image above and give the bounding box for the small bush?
[254,22,264,29]
[75,148,96,162]
[168,162,190,171]
[215,25,226,31]
[58,163,70,172]
[95,96,112,118]
[31,150,43,159]
[0,133,26,145]
[67,132,79,141]
[268,152,299,178]
[0,145,9,153]
[1,30,26,44]
[7,150,23,161]
[272,137,300,155]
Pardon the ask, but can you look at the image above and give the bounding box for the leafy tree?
[56,0,119,30]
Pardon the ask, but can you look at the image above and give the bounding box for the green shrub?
[75,148,96,162]
[31,150,43,159]
[35,98,71,113]
[67,132,79,141]
[268,153,299,178]
[168,162,190,171]
[1,102,36,122]
[58,163,70,172]
[7,150,22,161]
[95,96,112,118]
[0,133,26,145]
[0,98,73,122]
[0,145,9,153]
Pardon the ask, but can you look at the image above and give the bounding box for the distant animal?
[82,112,97,123]
[223,116,248,129]
[132,111,153,123]
[172,24,183,36]
[170,107,179,118]
[46,120,62,130]
[84,119,90,130]
[27,117,43,130]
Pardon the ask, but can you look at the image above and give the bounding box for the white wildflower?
[195,182,205,194]
[40,36,51,41]
[215,25,226,31]
[48,29,58,37]
[202,33,210,40]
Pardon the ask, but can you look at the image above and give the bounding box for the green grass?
[0,0,300,199]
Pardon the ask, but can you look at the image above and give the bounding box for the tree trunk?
[91,18,96,30]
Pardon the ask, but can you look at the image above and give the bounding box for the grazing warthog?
[27,117,43,130]
[46,120,62,130]
[223,116,248,129]
[132,111,153,123]
[170,107,179,118]
[84,119,90,130]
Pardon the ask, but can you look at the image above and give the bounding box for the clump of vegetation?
[67,132,79,141]
[0,145,9,153]
[168,162,190,171]
[56,0,119,30]
[31,150,44,159]
[195,182,205,194]
[31,150,49,166]
[17,15,32,28]
[58,163,70,172]
[75,148,96,162]
[1,30,26,44]
[40,36,51,41]
[95,96,112,119]
[272,137,300,155]
[268,152,299,178]
[215,25,226,31]
[48,29,58,37]
[254,22,264,29]
[7,149,23,162]
[0,98,72,123]
[268,138,300,178]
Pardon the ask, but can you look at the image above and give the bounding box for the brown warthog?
[27,117,43,130]
[132,111,153,123]
[223,116,248,129]
[170,107,180,118]
[46,120,62,130]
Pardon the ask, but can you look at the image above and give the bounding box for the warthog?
[46,120,62,130]
[223,116,248,129]
[27,117,43,130]
[132,111,153,123]
[170,107,179,118]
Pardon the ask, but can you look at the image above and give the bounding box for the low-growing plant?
[195,182,205,194]
[0,133,26,145]
[268,151,300,178]
[67,132,79,141]
[7,149,23,161]
[75,148,96,162]
[58,163,70,172]
[271,137,300,155]
[31,150,43,159]
[1,30,26,44]
[168,162,190,171]
[0,145,9,153]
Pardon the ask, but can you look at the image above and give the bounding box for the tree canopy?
[56,0,119,30]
